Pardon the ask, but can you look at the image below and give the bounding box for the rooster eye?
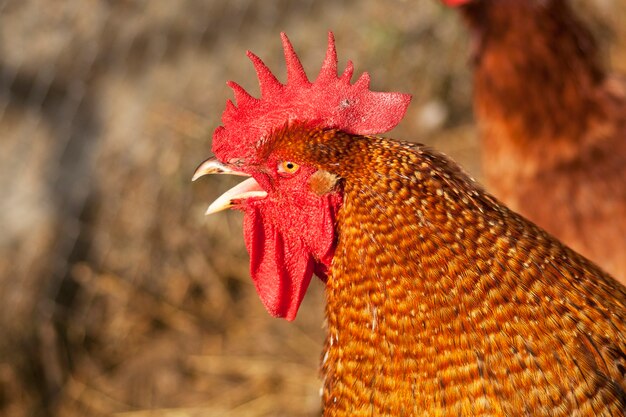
[277,161,300,175]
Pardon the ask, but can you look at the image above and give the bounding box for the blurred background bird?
[443,0,626,284]
[1,1,625,416]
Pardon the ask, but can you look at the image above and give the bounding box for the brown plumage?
[195,33,626,416]
[277,126,626,416]
[448,0,626,283]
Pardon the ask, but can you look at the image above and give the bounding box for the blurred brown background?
[0,1,624,416]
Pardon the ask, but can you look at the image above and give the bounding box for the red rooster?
[442,0,626,284]
[194,33,626,416]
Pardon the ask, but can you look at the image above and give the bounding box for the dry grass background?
[0,1,624,416]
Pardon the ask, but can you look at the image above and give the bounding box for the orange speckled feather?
[273,126,626,416]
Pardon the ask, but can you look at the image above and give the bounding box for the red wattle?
[244,208,315,321]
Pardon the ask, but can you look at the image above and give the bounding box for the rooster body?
[447,0,626,283]
[281,128,626,416]
[195,33,626,416]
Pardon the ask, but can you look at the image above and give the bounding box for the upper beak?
[192,157,268,215]
[192,157,249,181]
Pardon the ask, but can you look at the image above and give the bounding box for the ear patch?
[309,170,340,195]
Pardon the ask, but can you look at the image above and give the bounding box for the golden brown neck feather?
[276,128,625,415]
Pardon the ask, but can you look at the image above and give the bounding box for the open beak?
[193,157,267,215]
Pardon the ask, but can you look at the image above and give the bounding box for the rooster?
[442,0,626,284]
[193,33,626,416]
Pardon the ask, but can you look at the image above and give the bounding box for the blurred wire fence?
[0,0,622,416]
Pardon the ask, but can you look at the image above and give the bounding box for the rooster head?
[193,33,411,320]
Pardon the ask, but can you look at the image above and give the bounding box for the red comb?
[212,32,412,161]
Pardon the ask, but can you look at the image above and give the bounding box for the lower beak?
[192,157,268,215]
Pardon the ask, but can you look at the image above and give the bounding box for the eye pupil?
[286,162,294,169]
